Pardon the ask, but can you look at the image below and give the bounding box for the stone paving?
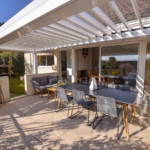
[0,93,150,150]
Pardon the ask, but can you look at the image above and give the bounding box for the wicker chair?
[71,89,96,125]
[55,87,73,118]
[93,96,124,140]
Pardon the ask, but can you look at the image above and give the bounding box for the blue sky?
[102,55,139,61]
[0,0,33,23]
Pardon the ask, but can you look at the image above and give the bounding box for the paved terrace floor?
[0,93,150,150]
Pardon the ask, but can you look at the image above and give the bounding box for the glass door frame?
[99,41,147,105]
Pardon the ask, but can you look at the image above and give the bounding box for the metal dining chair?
[55,87,73,118]
[115,85,130,112]
[71,89,96,125]
[98,82,108,88]
[81,80,95,101]
[115,85,130,91]
[92,95,124,140]
[81,80,90,85]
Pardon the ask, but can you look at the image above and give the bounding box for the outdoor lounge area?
[0,93,149,150]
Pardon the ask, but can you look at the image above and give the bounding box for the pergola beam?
[36,30,78,42]
[77,11,111,37]
[7,38,64,50]
[24,34,71,45]
[0,47,33,52]
[39,29,80,41]
[109,0,131,32]
[66,16,103,38]
[130,0,143,31]
[11,39,55,49]
[91,6,121,35]
[16,37,67,48]
[31,32,74,43]
[49,23,94,39]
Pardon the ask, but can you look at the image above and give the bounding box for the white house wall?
[24,50,59,75]
[77,49,92,70]
[0,76,10,102]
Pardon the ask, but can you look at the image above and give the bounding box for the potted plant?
[8,60,12,65]
[57,78,64,86]
[52,65,57,71]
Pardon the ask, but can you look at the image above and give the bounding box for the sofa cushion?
[48,75,58,85]
[32,76,48,86]
[39,86,47,91]
[45,83,57,88]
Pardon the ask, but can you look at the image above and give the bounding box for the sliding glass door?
[101,44,139,89]
[60,50,72,83]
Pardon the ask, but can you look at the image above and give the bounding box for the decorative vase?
[90,77,97,90]
[94,78,97,90]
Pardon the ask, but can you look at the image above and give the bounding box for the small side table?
[47,86,57,101]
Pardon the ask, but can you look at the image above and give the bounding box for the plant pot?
[20,76,24,81]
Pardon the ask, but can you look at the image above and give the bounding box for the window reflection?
[101,44,139,88]
[38,55,54,66]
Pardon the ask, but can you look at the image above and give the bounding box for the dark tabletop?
[60,83,138,105]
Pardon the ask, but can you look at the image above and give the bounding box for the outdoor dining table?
[58,82,138,138]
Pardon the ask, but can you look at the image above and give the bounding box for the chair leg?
[92,110,98,128]
[0,95,2,104]
[34,89,36,95]
[117,112,125,140]
[55,99,59,112]
[117,117,120,140]
[78,105,80,112]
[41,91,43,98]
[67,102,72,118]
[71,104,85,119]
[71,104,74,119]
[92,111,105,129]
[88,108,90,126]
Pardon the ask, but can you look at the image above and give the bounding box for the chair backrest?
[98,82,108,88]
[72,89,88,108]
[56,87,68,102]
[32,76,48,86]
[81,80,90,85]
[96,95,117,117]
[115,85,130,91]
[114,78,125,85]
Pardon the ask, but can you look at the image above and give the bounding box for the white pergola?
[0,0,150,53]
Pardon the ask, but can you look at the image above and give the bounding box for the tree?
[0,52,25,76]
[105,56,116,75]
[109,57,116,66]
[119,63,134,77]
[0,22,5,27]
[12,52,25,76]
[0,52,9,65]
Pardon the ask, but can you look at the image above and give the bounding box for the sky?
[102,55,139,61]
[0,0,33,23]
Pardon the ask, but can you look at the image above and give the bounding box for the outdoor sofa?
[31,75,58,98]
